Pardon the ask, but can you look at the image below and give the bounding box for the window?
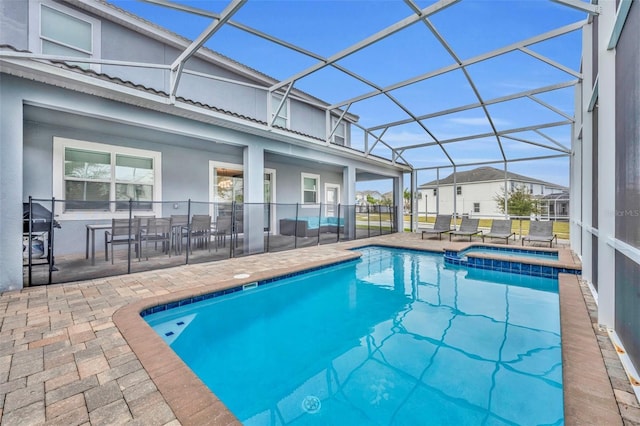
[29,1,101,71]
[331,117,346,145]
[456,186,462,195]
[433,188,437,196]
[53,138,161,218]
[473,203,480,213]
[271,94,289,128]
[301,173,319,205]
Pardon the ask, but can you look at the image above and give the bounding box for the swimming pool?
[144,246,563,425]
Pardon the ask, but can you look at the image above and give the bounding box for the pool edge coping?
[559,273,623,425]
[113,244,620,425]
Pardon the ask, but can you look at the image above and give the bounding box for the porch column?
[342,165,356,240]
[393,175,403,233]
[0,85,24,291]
[570,80,583,252]
[411,170,418,232]
[243,144,264,254]
[596,0,616,327]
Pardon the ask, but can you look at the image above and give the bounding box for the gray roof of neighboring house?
[418,166,567,189]
[540,191,570,200]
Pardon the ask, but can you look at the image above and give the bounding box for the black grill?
[23,202,61,233]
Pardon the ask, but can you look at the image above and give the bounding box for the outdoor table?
[85,224,111,266]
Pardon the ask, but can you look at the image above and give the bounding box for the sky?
[110,0,587,193]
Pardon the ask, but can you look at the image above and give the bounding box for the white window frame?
[271,94,290,129]
[53,137,162,220]
[331,117,347,145]
[301,172,320,207]
[29,0,102,72]
[473,202,480,213]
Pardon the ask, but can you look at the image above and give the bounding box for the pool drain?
[301,396,321,414]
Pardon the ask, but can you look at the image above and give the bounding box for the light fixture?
[218,180,233,189]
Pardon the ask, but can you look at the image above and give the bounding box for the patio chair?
[449,218,482,242]
[214,215,232,248]
[482,219,515,244]
[134,214,155,228]
[170,214,189,254]
[188,215,212,254]
[421,215,453,240]
[522,221,557,247]
[104,218,141,263]
[140,217,172,260]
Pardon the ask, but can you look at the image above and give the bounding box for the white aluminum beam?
[527,94,575,122]
[608,0,633,49]
[367,129,388,155]
[399,120,572,151]
[588,78,599,112]
[415,154,569,171]
[0,51,170,69]
[269,83,293,127]
[327,104,352,142]
[501,134,570,154]
[551,0,601,15]
[169,0,246,101]
[330,20,585,111]
[269,0,460,92]
[413,7,506,161]
[362,80,579,131]
[142,0,327,61]
[518,47,582,79]
[330,62,452,164]
[532,129,571,152]
[366,80,578,131]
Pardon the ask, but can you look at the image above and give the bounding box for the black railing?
[22,198,398,286]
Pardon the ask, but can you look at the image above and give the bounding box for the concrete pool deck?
[0,233,637,425]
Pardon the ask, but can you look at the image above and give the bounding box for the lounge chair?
[522,221,557,247]
[421,215,453,240]
[449,218,482,242]
[482,219,515,244]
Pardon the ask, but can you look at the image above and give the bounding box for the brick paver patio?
[1,233,637,425]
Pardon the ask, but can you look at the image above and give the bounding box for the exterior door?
[325,184,340,217]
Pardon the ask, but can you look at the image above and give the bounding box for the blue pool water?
[145,247,563,425]
[461,246,559,260]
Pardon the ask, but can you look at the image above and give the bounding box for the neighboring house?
[0,0,407,291]
[355,190,384,205]
[417,166,567,218]
[539,191,570,219]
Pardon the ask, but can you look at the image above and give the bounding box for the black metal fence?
[22,198,398,286]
